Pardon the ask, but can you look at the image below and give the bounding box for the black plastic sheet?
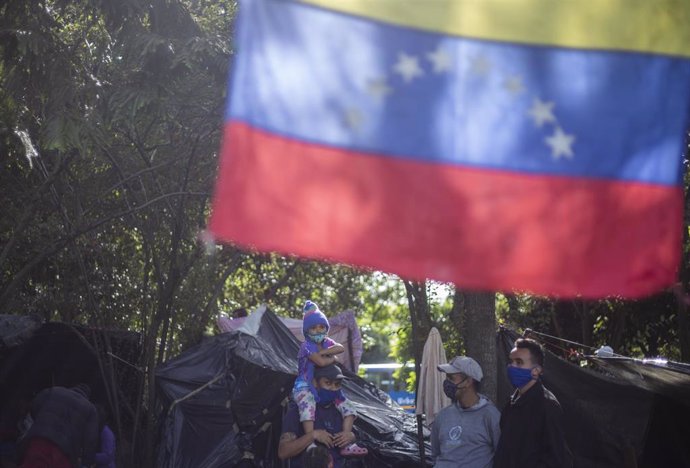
[0,320,140,407]
[497,328,690,468]
[589,356,690,407]
[156,307,431,468]
[0,314,43,349]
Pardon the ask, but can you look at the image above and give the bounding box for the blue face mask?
[507,365,535,388]
[308,332,326,344]
[317,388,339,404]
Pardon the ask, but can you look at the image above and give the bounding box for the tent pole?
[413,332,426,466]
[416,414,426,467]
[347,326,355,372]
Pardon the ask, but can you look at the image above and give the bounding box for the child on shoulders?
[292,301,367,457]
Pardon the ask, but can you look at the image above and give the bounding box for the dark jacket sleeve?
[94,426,116,465]
[537,400,568,468]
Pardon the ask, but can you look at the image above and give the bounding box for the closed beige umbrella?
[415,327,451,425]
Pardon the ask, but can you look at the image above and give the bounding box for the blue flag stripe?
[227,0,690,186]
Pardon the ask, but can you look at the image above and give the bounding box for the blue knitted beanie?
[302,300,329,336]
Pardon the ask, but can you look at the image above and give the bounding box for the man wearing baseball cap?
[431,356,501,468]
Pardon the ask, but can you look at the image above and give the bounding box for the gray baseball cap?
[437,356,483,382]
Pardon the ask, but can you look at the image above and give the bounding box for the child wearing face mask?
[292,301,367,457]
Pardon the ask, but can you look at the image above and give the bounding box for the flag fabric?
[209,0,690,298]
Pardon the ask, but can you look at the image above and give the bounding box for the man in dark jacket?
[494,338,568,468]
[20,384,98,468]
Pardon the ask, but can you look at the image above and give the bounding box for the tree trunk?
[677,181,690,362]
[402,280,432,467]
[551,302,564,342]
[679,300,690,362]
[609,308,627,352]
[402,280,433,366]
[454,290,497,403]
[576,300,593,348]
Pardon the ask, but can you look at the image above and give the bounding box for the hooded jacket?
[431,395,501,468]
[23,386,98,467]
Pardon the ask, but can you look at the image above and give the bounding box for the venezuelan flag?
[209,0,690,298]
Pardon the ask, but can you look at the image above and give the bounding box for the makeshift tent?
[0,314,141,460]
[157,306,430,468]
[159,317,690,468]
[217,309,363,372]
[0,314,140,403]
[497,328,690,468]
[589,356,690,468]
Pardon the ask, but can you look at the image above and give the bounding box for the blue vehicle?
[359,363,416,412]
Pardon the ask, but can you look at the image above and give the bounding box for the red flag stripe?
[209,122,682,298]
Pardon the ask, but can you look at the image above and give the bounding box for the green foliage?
[496,293,552,335]
[0,0,687,464]
[356,273,407,363]
[221,255,369,318]
[496,292,683,361]
[0,2,238,464]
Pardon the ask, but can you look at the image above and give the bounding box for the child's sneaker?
[340,443,368,457]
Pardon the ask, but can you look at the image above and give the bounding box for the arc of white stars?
[426,47,452,73]
[528,98,556,127]
[366,78,393,102]
[503,75,525,96]
[545,127,575,160]
[393,52,424,83]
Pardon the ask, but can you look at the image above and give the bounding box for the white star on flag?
[528,98,556,127]
[366,78,393,102]
[343,108,364,130]
[426,47,452,73]
[545,127,575,159]
[469,55,492,76]
[394,52,424,83]
[503,76,525,96]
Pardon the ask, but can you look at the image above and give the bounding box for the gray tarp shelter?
[156,306,429,468]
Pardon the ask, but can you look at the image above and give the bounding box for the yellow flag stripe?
[298,0,690,58]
